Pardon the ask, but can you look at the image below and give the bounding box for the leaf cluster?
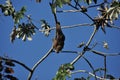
[50,0,71,13]
[0,58,18,80]
[0,0,26,24]
[53,63,74,80]
[41,20,51,36]
[94,0,120,33]
[10,23,36,43]
[13,6,26,24]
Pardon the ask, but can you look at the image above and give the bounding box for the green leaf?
[15,23,35,42]
[16,30,23,39]
[26,32,32,41]
[56,0,63,8]
[12,6,26,24]
[4,10,9,16]
[20,6,26,13]
[22,34,26,41]
[53,63,74,80]
[41,20,51,37]
[62,0,71,4]
[107,1,120,22]
[10,27,17,43]
[110,0,120,7]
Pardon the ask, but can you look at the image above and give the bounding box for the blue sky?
[0,0,120,80]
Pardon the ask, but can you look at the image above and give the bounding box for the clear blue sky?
[0,0,120,80]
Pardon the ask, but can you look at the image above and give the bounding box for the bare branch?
[90,49,120,56]
[57,9,82,13]
[68,3,94,21]
[82,56,97,80]
[0,56,32,72]
[107,24,120,30]
[87,2,104,8]
[71,70,103,80]
[70,26,97,65]
[39,23,93,32]
[86,26,97,46]
[104,56,107,78]
[60,50,79,54]
[27,46,53,80]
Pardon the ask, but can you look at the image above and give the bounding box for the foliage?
[53,63,74,80]
[10,22,36,42]
[0,0,120,80]
[0,58,18,80]
[0,0,26,24]
[41,20,51,36]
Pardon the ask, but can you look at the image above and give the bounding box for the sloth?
[53,22,65,53]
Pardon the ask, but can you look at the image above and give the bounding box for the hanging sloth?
[53,22,65,53]
[50,2,65,53]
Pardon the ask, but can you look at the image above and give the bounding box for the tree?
[0,0,120,80]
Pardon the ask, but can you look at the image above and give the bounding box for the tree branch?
[104,56,107,78]
[39,23,93,32]
[87,2,104,8]
[0,56,32,72]
[72,1,94,21]
[57,9,82,13]
[90,49,120,56]
[27,46,53,80]
[70,26,97,65]
[107,24,120,30]
[71,70,103,80]
[82,56,97,80]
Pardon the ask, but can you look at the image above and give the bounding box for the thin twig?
[107,24,120,30]
[27,46,53,80]
[73,1,94,21]
[70,26,97,65]
[87,2,104,8]
[91,49,120,56]
[24,14,39,30]
[82,56,97,80]
[0,56,32,72]
[104,56,107,78]
[86,26,97,46]
[39,23,93,32]
[60,50,79,54]
[57,9,82,13]
[71,70,103,80]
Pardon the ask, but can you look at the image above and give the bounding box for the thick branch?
[0,56,32,72]
[27,46,53,80]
